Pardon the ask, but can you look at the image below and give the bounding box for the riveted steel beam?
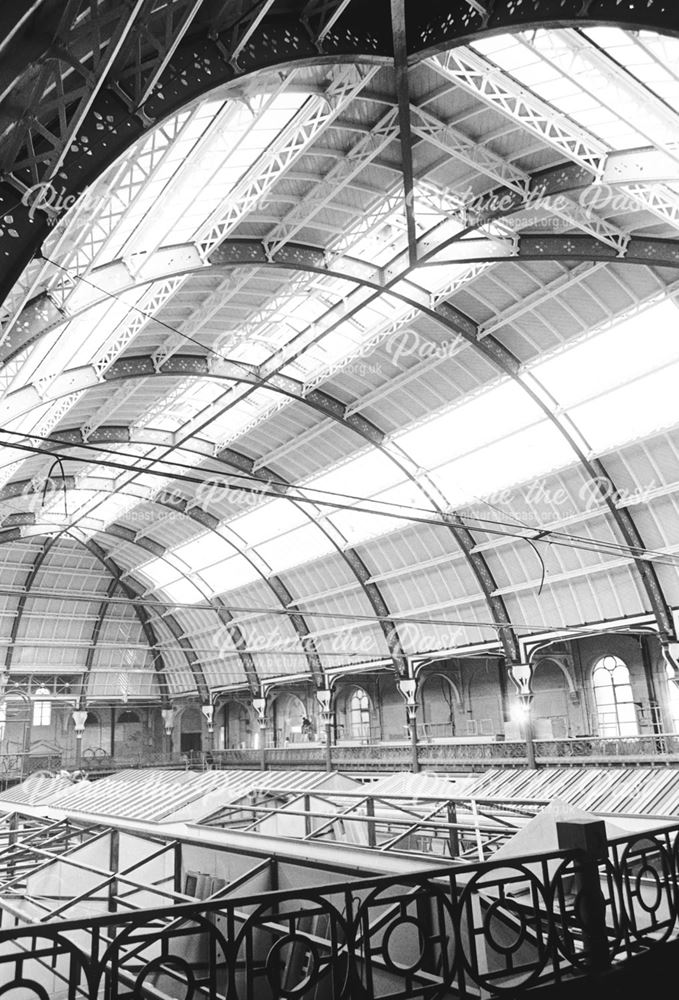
[410,1,679,54]
[0,1,677,311]
[81,533,211,703]
[80,537,178,704]
[391,0,418,267]
[7,229,674,640]
[214,448,411,676]
[0,357,518,662]
[6,143,679,369]
[2,437,410,678]
[78,578,119,707]
[0,476,285,692]
[0,524,175,703]
[3,536,54,673]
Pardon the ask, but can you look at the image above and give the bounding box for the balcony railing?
[205,733,679,771]
[1,820,678,998]
[3,733,679,783]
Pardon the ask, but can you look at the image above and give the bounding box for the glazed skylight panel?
[228,500,336,572]
[533,299,679,405]
[22,294,141,389]
[255,524,337,572]
[570,365,679,454]
[100,97,227,263]
[228,498,309,547]
[583,28,679,135]
[127,92,308,259]
[327,481,434,545]
[532,299,679,452]
[469,33,647,151]
[518,30,679,159]
[160,578,206,605]
[173,533,234,572]
[294,453,432,547]
[138,534,260,601]
[395,380,537,469]
[2,90,302,396]
[138,554,206,605]
[199,554,260,593]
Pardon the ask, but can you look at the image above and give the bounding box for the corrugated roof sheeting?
[0,767,343,822]
[502,565,649,633]
[466,767,679,818]
[220,577,312,678]
[247,412,362,484]
[201,653,248,689]
[282,554,365,600]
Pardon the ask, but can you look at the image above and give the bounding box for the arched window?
[32,700,51,728]
[593,655,638,737]
[349,689,370,740]
[32,686,52,728]
[118,709,140,724]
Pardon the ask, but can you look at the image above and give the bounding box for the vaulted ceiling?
[0,1,678,700]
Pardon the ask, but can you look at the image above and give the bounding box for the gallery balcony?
[4,732,679,786]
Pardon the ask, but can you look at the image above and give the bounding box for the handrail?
[0,815,677,998]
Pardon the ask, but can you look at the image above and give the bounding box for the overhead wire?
[0,426,678,570]
[0,581,649,639]
[1,238,671,603]
[29,242,658,579]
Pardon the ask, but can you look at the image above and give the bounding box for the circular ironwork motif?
[233,895,348,999]
[134,956,196,1000]
[635,863,663,915]
[482,898,528,956]
[0,980,51,1000]
[0,931,94,998]
[352,880,458,998]
[382,917,426,975]
[551,855,622,968]
[458,863,553,993]
[95,913,230,998]
[265,932,321,999]
[619,835,676,945]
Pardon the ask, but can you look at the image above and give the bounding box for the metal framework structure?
[0,1,677,713]
[201,782,547,861]
[0,798,678,998]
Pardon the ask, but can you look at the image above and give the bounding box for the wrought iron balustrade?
[1,822,679,998]
[207,734,679,772]
[533,735,679,760]
[6,732,679,781]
